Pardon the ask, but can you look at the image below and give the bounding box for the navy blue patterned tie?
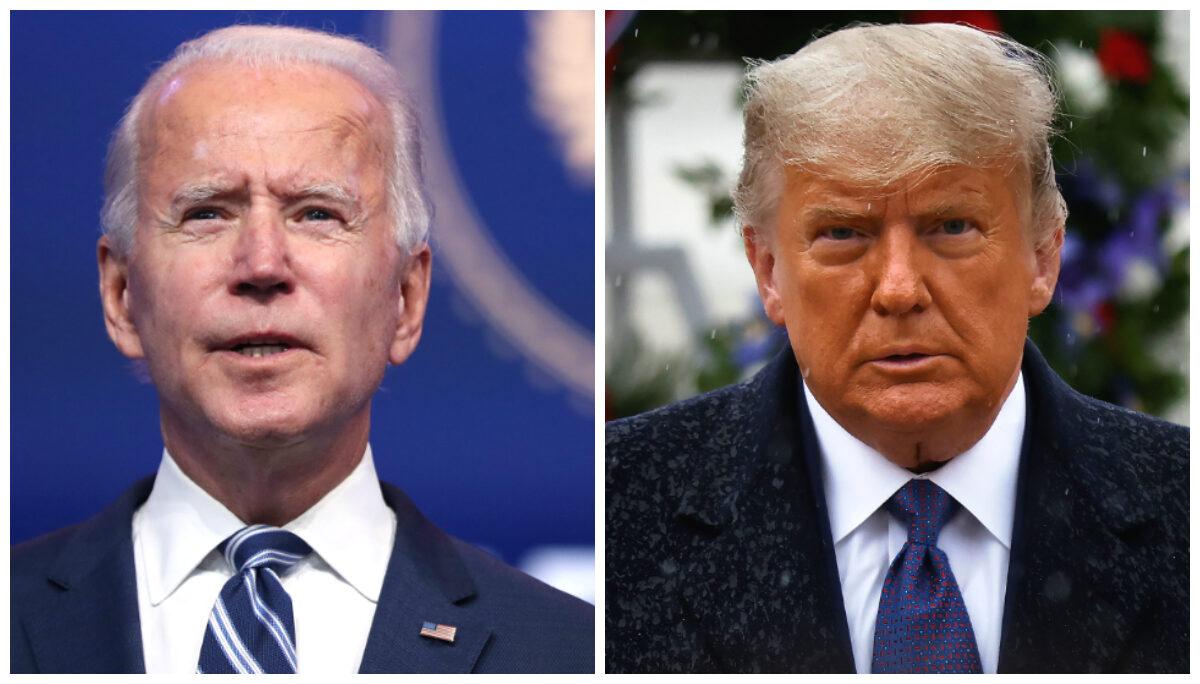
[197,525,313,674]
[871,479,983,673]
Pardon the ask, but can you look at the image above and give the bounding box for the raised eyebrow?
[279,183,361,206]
[800,206,873,225]
[916,199,990,220]
[169,182,246,212]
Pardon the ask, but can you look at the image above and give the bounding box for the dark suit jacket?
[606,340,1188,673]
[12,480,594,673]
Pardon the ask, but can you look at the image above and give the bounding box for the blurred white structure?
[607,63,758,359]
[519,546,595,604]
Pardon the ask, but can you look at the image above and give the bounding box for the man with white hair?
[606,23,1186,673]
[12,25,592,674]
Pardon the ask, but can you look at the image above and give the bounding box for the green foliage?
[673,159,735,228]
[605,333,682,420]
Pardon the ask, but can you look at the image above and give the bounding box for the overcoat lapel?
[998,342,1151,673]
[27,479,151,673]
[674,351,856,673]
[358,484,492,673]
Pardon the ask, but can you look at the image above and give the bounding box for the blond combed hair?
[734,22,1067,247]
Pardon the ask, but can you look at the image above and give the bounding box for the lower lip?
[869,354,945,370]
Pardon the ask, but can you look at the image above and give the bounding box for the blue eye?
[302,208,334,221]
[185,208,220,221]
[941,219,970,235]
[828,227,856,240]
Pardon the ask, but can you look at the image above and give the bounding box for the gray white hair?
[101,24,431,256]
[734,22,1067,247]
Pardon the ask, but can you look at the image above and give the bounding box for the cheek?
[947,251,1032,329]
[783,260,869,356]
[129,257,215,352]
[314,260,399,356]
[939,254,1032,379]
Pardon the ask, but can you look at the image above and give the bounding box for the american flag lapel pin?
[419,621,457,644]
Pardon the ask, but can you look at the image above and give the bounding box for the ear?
[389,244,432,365]
[742,226,786,325]
[98,236,145,359]
[1028,226,1063,316]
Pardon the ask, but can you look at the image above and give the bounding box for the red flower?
[1096,29,1152,84]
[907,10,1002,33]
[1095,300,1116,332]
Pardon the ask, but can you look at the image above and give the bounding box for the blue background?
[10,11,594,568]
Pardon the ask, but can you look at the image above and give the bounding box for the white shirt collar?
[137,444,395,606]
[807,374,1025,549]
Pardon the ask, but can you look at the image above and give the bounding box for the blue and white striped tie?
[197,525,313,674]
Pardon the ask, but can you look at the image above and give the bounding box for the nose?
[869,227,932,316]
[229,207,294,299]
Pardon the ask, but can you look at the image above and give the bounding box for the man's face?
[100,61,430,448]
[745,164,1060,466]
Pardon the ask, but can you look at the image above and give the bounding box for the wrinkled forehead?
[782,161,1034,229]
[788,161,1021,196]
[137,60,391,162]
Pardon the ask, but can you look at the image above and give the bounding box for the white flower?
[1055,42,1109,115]
[1119,258,1162,301]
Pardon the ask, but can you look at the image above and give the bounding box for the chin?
[856,382,969,432]
[208,399,322,448]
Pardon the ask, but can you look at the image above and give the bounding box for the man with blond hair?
[12,24,592,674]
[607,22,1186,673]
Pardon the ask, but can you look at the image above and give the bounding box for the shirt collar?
[284,445,395,603]
[137,444,395,606]
[807,373,1025,549]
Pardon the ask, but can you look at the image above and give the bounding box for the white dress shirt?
[132,445,396,674]
[805,375,1025,674]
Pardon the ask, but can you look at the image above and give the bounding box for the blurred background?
[605,10,1189,426]
[11,11,594,602]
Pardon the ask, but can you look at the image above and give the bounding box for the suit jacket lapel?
[998,342,1149,673]
[674,351,855,673]
[358,484,492,673]
[26,479,151,673]
[23,477,496,673]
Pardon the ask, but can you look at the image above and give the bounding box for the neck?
[160,410,370,527]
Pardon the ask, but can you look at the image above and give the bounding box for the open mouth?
[231,342,291,358]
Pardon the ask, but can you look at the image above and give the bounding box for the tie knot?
[885,479,959,547]
[220,525,312,574]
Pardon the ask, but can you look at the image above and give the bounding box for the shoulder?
[606,351,795,531]
[606,370,767,500]
[446,538,594,674]
[1020,348,1188,671]
[10,482,147,675]
[1023,340,1187,488]
[449,537,593,628]
[13,523,84,581]
[1057,383,1187,460]
[1037,363,1188,488]
[11,524,88,628]
[1054,383,1188,539]
[606,378,750,566]
[11,527,82,674]
[378,482,593,673]
[12,477,149,593]
[607,373,760,453]
[443,541,596,674]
